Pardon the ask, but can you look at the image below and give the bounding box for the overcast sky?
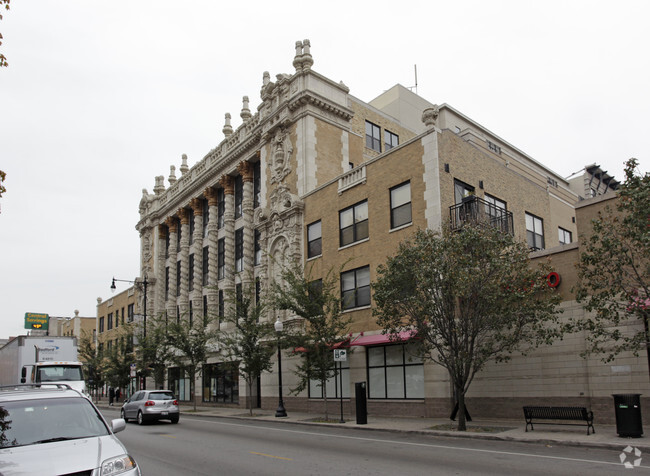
[0,1,647,339]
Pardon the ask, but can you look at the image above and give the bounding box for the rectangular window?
[107,313,113,330]
[307,220,322,258]
[235,175,243,219]
[217,188,225,229]
[177,262,182,297]
[165,267,169,300]
[367,343,424,399]
[218,290,224,319]
[339,201,369,247]
[128,304,134,322]
[203,199,209,238]
[365,120,381,152]
[390,182,411,229]
[558,227,572,245]
[176,218,181,249]
[454,179,475,204]
[218,238,225,280]
[255,278,261,306]
[526,212,545,250]
[189,254,194,291]
[309,361,350,399]
[189,300,193,328]
[484,194,508,226]
[188,209,195,245]
[253,161,261,209]
[384,130,399,150]
[235,228,244,272]
[115,310,119,328]
[341,266,371,310]
[165,226,170,259]
[254,229,262,265]
[203,295,208,319]
[99,317,105,333]
[202,246,209,286]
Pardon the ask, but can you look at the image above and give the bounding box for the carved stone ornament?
[141,229,153,275]
[139,189,154,216]
[269,182,303,214]
[422,105,440,128]
[270,128,293,184]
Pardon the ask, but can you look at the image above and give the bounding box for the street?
[100,408,647,475]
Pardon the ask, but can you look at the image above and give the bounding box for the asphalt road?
[100,408,647,475]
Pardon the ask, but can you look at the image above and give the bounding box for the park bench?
[523,406,594,435]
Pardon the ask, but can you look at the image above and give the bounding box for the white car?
[0,384,140,476]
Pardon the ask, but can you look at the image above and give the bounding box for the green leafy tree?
[166,310,220,411]
[373,225,563,431]
[0,170,6,197]
[219,281,276,416]
[131,313,174,390]
[78,331,105,403]
[103,337,134,394]
[575,158,649,361]
[270,263,352,421]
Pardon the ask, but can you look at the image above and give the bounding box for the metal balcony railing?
[449,196,514,235]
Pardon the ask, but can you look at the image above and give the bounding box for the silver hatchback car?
[0,384,140,476]
[121,389,179,425]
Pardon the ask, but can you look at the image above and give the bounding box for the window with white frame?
[339,201,368,247]
[367,342,424,399]
[341,266,371,310]
[307,220,322,258]
[526,212,545,250]
[558,227,572,245]
[390,181,411,229]
[365,121,381,152]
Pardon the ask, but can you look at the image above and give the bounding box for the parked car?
[121,389,179,425]
[0,383,140,476]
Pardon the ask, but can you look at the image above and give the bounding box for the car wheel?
[137,411,145,425]
[121,409,129,422]
[171,416,179,424]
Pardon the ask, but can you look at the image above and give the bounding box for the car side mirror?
[112,419,126,434]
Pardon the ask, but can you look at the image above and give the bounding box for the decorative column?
[238,161,255,286]
[165,216,178,322]
[205,187,219,319]
[156,224,168,318]
[219,175,236,320]
[190,198,204,319]
[178,207,191,320]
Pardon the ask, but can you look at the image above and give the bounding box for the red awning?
[349,330,416,346]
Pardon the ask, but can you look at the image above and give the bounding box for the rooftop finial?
[180,153,189,175]
[168,165,177,185]
[240,96,251,122]
[222,112,233,137]
[293,40,303,72]
[422,106,440,129]
[302,39,313,70]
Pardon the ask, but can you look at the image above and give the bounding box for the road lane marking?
[250,451,292,461]
[188,417,643,469]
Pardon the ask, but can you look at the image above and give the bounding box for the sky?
[0,1,648,339]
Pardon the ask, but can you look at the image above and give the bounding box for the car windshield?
[0,397,109,448]
[36,366,83,382]
[149,392,174,401]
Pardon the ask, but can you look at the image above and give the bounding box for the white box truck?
[0,336,86,394]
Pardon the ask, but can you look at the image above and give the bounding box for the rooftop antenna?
[408,65,418,95]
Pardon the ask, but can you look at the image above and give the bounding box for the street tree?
[103,336,134,394]
[575,158,649,362]
[78,331,105,403]
[270,263,352,421]
[219,281,276,416]
[373,225,563,431]
[131,313,174,390]
[166,310,220,411]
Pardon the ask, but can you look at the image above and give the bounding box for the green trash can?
[613,394,643,437]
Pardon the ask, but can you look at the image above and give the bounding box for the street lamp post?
[274,317,287,418]
[111,275,149,390]
[110,275,148,339]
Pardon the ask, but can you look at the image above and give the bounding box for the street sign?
[130,363,136,378]
[334,349,347,362]
[24,313,49,330]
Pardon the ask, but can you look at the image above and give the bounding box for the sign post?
[334,349,348,423]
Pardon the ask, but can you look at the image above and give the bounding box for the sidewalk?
[96,400,649,452]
